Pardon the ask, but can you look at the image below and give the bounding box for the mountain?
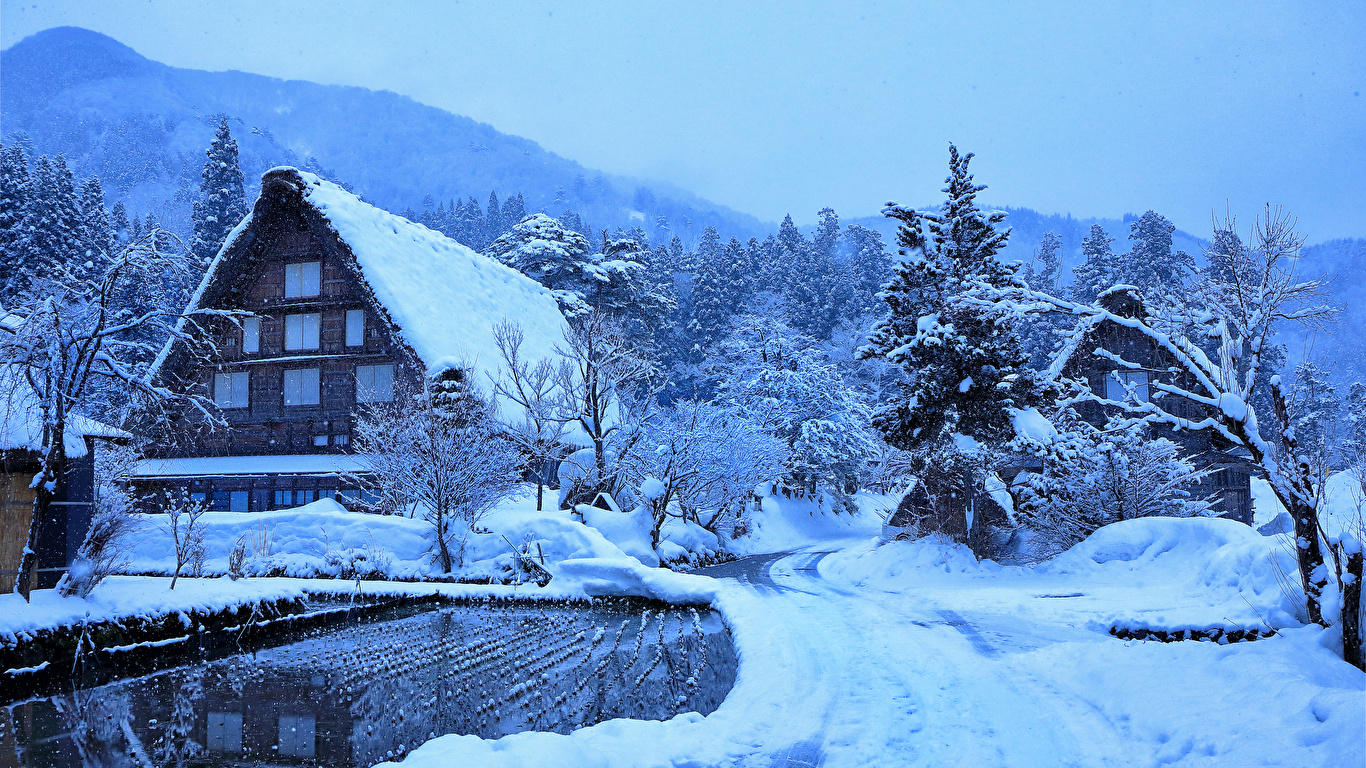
[0,27,765,243]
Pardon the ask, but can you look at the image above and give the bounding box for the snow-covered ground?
[387,499,1363,768]
[9,486,1362,766]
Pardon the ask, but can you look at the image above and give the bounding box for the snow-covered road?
[397,534,1362,768]
[696,547,1126,767]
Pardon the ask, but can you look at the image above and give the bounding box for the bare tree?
[352,377,523,573]
[166,488,207,590]
[0,229,225,600]
[491,321,570,510]
[974,207,1360,668]
[553,310,656,506]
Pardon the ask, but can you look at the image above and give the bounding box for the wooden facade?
[0,444,99,590]
[136,170,425,511]
[1064,288,1254,523]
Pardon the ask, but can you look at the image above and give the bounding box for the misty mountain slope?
[1,27,765,240]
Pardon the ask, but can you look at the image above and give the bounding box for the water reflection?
[5,602,737,766]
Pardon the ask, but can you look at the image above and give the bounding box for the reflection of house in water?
[196,672,342,762]
[7,604,738,767]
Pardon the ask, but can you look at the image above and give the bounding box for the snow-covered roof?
[131,453,372,478]
[157,168,569,421]
[0,367,129,458]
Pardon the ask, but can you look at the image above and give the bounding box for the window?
[284,368,321,406]
[211,490,231,511]
[284,261,321,298]
[241,317,260,354]
[345,309,365,347]
[1106,370,1150,403]
[319,489,337,501]
[296,489,316,505]
[273,490,292,508]
[284,313,320,351]
[277,715,316,758]
[333,433,349,447]
[337,488,361,504]
[230,491,249,512]
[312,435,328,447]
[190,492,207,506]
[214,372,249,409]
[356,364,394,403]
[207,712,243,754]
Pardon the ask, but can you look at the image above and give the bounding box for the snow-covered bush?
[627,399,787,545]
[1012,417,1215,559]
[57,487,137,598]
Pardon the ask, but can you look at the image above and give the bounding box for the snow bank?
[730,490,883,555]
[116,489,726,606]
[1041,516,1303,629]
[822,535,1010,588]
[0,576,313,638]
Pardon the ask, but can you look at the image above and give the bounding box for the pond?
[4,600,737,766]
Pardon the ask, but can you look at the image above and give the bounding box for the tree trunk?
[16,439,65,602]
[1286,495,1329,626]
[1344,545,1363,672]
[536,481,544,512]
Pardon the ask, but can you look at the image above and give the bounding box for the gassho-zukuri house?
[133,167,567,512]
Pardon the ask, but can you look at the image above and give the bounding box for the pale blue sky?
[3,0,1364,238]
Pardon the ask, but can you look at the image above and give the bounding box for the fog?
[3,0,1363,236]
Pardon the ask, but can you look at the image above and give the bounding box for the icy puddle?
[4,600,737,766]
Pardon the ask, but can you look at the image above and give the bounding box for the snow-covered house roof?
[0,367,129,459]
[153,167,568,420]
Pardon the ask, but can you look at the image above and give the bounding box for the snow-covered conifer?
[860,145,1049,453]
[189,118,248,264]
[1068,224,1118,303]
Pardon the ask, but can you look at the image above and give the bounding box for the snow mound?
[822,535,1008,588]
[731,491,882,555]
[1043,516,1303,629]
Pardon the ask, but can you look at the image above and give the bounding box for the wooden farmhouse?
[135,167,567,513]
[0,366,128,590]
[1060,286,1254,522]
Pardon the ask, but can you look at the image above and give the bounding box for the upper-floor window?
[284,367,321,406]
[1106,370,1150,403]
[356,363,394,403]
[241,316,260,354]
[284,261,321,298]
[214,371,249,409]
[345,309,365,347]
[285,313,320,351]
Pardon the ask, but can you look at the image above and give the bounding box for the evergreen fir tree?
[429,366,491,428]
[0,142,31,301]
[1123,211,1193,292]
[845,224,892,318]
[21,155,85,284]
[785,208,844,339]
[861,145,1049,452]
[1068,224,1118,303]
[78,175,113,265]
[501,193,526,228]
[688,230,735,347]
[774,213,807,289]
[1024,231,1062,293]
[485,191,503,243]
[190,117,248,264]
[1344,382,1366,468]
[109,200,130,243]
